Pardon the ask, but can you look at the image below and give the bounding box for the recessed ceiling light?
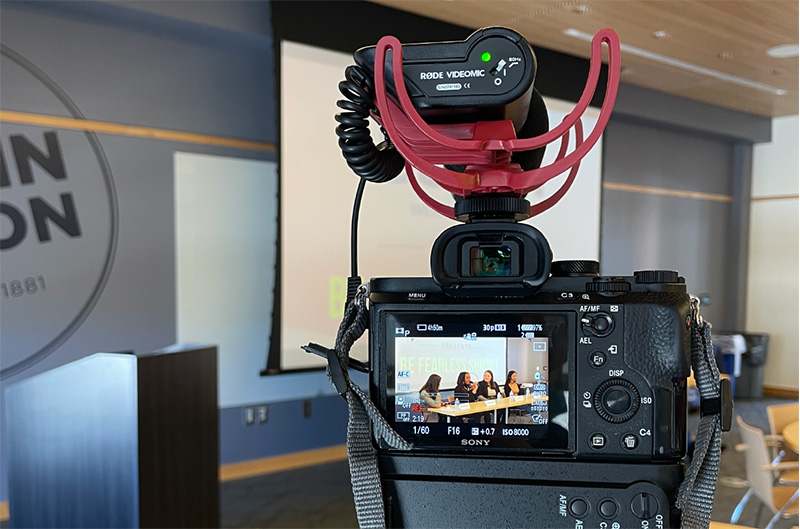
[652,30,669,39]
[563,28,788,96]
[766,44,799,58]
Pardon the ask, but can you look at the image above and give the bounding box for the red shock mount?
[370,28,622,220]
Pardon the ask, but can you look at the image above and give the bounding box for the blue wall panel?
[219,395,348,465]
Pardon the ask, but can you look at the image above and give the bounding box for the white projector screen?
[396,337,507,393]
[280,40,602,371]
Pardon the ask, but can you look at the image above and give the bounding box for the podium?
[5,346,219,528]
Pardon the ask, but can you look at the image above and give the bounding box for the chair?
[766,403,798,439]
[731,416,799,529]
[766,403,799,483]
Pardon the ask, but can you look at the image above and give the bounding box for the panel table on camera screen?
[430,393,547,423]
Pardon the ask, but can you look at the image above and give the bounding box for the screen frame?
[375,308,577,453]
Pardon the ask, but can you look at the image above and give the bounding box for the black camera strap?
[306,290,731,529]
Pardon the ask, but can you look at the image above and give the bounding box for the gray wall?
[601,118,736,329]
[604,83,770,331]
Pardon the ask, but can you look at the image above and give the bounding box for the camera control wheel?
[634,269,680,284]
[551,260,599,277]
[593,379,640,423]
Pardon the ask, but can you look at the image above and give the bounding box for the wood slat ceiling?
[369,0,798,117]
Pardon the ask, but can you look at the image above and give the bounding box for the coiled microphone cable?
[336,65,405,305]
[335,64,405,183]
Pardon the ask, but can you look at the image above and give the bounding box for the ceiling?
[369,0,798,117]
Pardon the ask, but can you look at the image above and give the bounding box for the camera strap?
[306,290,731,529]
[676,297,732,529]
[303,284,411,529]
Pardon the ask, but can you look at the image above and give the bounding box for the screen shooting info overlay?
[279,40,602,372]
[384,313,571,450]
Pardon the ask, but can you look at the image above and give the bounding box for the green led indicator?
[481,52,491,62]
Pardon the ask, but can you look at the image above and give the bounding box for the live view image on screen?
[394,334,550,427]
[384,312,571,450]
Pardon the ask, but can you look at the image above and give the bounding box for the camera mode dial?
[594,379,640,423]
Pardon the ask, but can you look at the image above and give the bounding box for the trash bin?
[712,333,747,398]
[735,333,769,399]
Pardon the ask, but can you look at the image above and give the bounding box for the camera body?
[368,225,692,528]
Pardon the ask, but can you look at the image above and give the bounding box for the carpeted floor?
[221,397,799,529]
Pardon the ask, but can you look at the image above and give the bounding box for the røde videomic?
[319,26,730,529]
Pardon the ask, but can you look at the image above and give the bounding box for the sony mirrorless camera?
[336,27,693,528]
[370,255,691,527]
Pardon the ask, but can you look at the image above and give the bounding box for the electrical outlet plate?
[257,405,268,424]
[243,406,255,426]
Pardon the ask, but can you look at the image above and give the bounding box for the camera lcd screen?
[385,312,572,451]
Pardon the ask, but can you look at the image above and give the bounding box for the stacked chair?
[730,416,799,529]
[766,402,800,484]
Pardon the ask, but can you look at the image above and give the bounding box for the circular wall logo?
[0,45,118,379]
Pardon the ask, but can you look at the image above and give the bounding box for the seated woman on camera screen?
[504,370,533,423]
[454,371,478,402]
[505,370,521,396]
[419,374,443,423]
[475,370,502,423]
[476,370,502,400]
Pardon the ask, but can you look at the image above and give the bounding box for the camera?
[329,26,698,528]
[370,262,691,527]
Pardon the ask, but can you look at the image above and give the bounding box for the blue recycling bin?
[720,349,737,397]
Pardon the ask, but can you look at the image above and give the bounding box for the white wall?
[746,115,799,391]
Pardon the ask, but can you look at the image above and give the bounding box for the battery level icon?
[521,324,535,331]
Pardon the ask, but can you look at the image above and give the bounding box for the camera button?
[593,316,611,332]
[599,500,618,518]
[589,351,607,368]
[569,498,589,518]
[603,388,631,413]
[589,433,607,449]
[581,312,615,337]
[621,434,639,450]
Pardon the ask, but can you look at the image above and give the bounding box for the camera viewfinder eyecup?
[431,220,552,296]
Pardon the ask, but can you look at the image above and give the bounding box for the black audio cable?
[347,177,367,305]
